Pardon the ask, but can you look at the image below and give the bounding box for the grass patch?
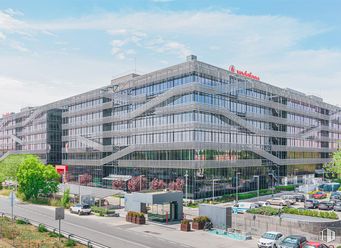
[0,217,86,247]
[0,189,12,196]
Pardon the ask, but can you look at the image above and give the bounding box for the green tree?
[61,188,70,208]
[324,149,341,179]
[16,156,60,200]
[0,154,30,183]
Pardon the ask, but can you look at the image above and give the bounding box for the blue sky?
[0,0,340,113]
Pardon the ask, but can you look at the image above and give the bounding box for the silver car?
[334,202,341,212]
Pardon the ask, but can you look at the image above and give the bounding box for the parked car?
[70,204,92,215]
[293,194,306,202]
[330,193,341,201]
[304,199,319,209]
[331,191,341,197]
[267,198,291,207]
[333,201,341,212]
[232,202,258,213]
[281,195,296,205]
[257,231,283,248]
[312,192,327,199]
[318,201,334,211]
[257,201,271,207]
[303,241,334,248]
[278,235,307,248]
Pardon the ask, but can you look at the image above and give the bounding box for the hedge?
[247,206,338,220]
[274,185,296,191]
[91,206,116,216]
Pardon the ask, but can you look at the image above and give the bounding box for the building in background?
[1,55,340,199]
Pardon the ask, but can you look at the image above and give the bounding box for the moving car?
[267,198,291,207]
[312,192,327,199]
[318,201,334,211]
[278,235,307,248]
[334,201,341,212]
[303,241,334,248]
[258,231,283,248]
[304,199,319,209]
[70,204,92,215]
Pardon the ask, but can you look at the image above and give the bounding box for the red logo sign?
[228,65,260,81]
[228,65,235,73]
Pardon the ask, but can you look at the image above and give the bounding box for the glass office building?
[1,55,340,199]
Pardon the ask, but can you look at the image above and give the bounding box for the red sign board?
[228,65,260,81]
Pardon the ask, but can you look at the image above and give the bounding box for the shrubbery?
[274,185,296,191]
[247,206,338,220]
[193,216,210,223]
[91,206,116,216]
[38,224,48,232]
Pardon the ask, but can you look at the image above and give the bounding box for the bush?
[38,224,48,232]
[181,219,190,225]
[193,216,210,224]
[16,218,29,225]
[247,206,280,216]
[65,238,76,247]
[91,206,116,216]
[275,185,296,191]
[49,232,63,238]
[49,198,62,207]
[61,188,71,208]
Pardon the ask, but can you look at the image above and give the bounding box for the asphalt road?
[0,197,192,248]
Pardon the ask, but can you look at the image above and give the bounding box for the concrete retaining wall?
[233,213,341,244]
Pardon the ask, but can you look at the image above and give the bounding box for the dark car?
[330,193,341,201]
[279,235,307,248]
[304,199,319,209]
[318,201,334,211]
[293,194,306,202]
[334,201,341,212]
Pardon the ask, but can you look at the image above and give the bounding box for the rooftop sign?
[228,65,260,81]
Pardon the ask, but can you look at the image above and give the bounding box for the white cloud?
[4,8,24,16]
[10,41,29,52]
[0,9,340,108]
[0,31,5,40]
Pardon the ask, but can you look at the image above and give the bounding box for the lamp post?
[184,170,189,205]
[212,179,219,202]
[235,172,241,203]
[254,175,260,201]
[78,175,82,204]
[294,169,298,184]
[139,175,145,192]
[271,170,275,197]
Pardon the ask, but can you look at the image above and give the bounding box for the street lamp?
[212,179,219,202]
[294,169,298,184]
[139,174,145,192]
[254,175,260,201]
[184,170,189,205]
[78,175,82,204]
[235,172,241,203]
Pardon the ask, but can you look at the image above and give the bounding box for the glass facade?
[1,56,340,199]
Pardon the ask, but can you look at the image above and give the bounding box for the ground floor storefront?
[59,162,324,199]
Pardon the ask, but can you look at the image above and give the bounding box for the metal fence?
[0,212,110,248]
